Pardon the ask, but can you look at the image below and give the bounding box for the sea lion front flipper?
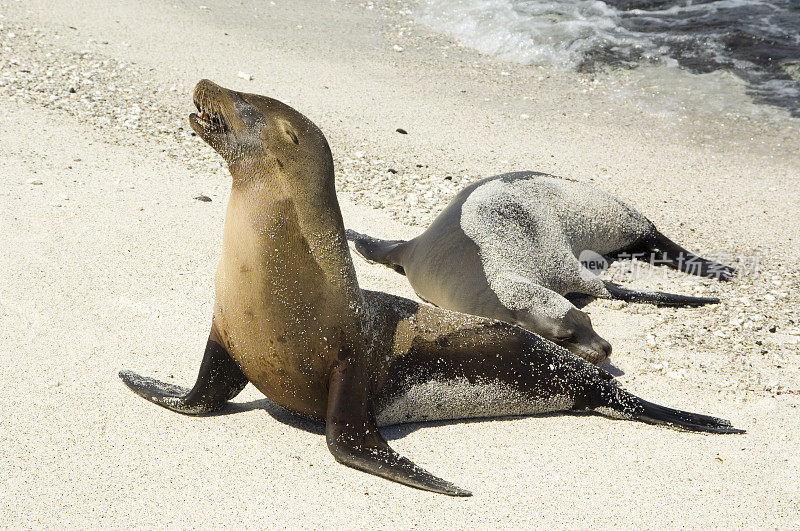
[325,352,471,497]
[119,331,249,415]
[603,281,720,307]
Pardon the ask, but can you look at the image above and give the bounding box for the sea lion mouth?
[190,98,227,133]
[189,80,230,137]
[563,341,609,365]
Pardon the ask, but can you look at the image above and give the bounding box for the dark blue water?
[419,0,800,115]
[591,0,800,114]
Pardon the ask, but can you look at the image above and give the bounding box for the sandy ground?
[1,0,799,527]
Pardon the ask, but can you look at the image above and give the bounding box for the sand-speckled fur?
[120,83,741,497]
[348,172,732,364]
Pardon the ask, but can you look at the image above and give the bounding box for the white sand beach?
[1,0,798,527]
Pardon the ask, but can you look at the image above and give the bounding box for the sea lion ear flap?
[282,125,299,145]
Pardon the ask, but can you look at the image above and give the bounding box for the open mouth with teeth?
[190,99,227,133]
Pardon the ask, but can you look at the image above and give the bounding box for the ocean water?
[417,0,800,116]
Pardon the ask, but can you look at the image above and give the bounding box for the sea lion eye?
[553,331,574,342]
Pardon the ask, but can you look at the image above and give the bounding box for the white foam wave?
[416,0,643,69]
[415,0,790,71]
[416,0,800,116]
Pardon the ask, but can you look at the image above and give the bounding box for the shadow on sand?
[210,381,619,441]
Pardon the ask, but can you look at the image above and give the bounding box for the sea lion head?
[548,307,613,365]
[189,79,332,184]
[516,303,612,365]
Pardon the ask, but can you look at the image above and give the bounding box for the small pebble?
[26,178,43,185]
[238,71,253,81]
[392,45,404,52]
[396,128,407,134]
[194,195,212,202]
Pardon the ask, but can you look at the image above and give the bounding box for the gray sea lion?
[347,173,734,364]
[119,81,741,497]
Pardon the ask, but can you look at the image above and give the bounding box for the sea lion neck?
[224,165,362,304]
[228,161,343,229]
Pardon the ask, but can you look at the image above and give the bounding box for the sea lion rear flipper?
[325,352,471,497]
[603,281,720,307]
[612,229,736,281]
[119,332,249,415]
[630,397,744,434]
[344,229,407,275]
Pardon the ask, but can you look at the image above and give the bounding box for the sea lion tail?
[599,387,744,434]
[345,229,407,275]
[602,281,720,307]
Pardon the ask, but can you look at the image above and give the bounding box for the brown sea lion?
[120,80,742,497]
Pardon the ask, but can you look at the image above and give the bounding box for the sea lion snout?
[598,337,612,358]
[189,79,235,151]
[189,80,267,145]
[574,336,612,365]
